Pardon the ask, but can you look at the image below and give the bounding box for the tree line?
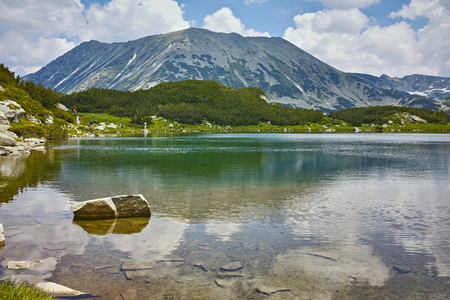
[60,80,324,126]
[329,106,450,126]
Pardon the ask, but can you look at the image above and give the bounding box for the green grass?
[64,113,450,137]
[0,279,53,300]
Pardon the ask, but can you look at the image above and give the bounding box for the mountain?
[23,28,449,112]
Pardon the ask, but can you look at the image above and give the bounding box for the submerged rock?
[393,265,412,274]
[72,194,151,220]
[214,279,235,288]
[121,259,156,271]
[256,285,290,295]
[7,261,35,270]
[220,261,242,272]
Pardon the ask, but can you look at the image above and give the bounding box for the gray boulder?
[35,282,86,297]
[0,223,4,247]
[56,103,69,111]
[0,133,16,147]
[0,111,8,125]
[72,194,151,220]
[0,100,26,123]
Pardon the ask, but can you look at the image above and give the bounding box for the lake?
[1,133,450,299]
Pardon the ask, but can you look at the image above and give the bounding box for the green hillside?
[329,106,450,126]
[0,64,72,139]
[60,80,324,126]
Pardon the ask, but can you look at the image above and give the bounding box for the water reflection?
[0,133,449,298]
[73,217,150,235]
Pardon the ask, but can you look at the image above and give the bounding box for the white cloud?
[283,1,450,77]
[0,0,189,76]
[203,7,270,37]
[82,0,189,42]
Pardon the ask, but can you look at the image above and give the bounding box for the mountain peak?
[24,28,449,112]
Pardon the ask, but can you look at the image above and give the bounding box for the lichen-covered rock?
[72,194,151,220]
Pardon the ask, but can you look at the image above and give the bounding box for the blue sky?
[1,0,449,77]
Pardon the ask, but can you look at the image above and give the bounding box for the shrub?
[8,124,45,139]
[45,119,68,140]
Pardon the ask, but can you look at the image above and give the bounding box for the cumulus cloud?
[203,7,270,37]
[82,0,189,42]
[0,0,189,76]
[283,0,450,77]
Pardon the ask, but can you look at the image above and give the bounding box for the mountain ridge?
[24,27,450,112]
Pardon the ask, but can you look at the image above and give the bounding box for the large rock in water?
[0,223,4,247]
[72,194,151,220]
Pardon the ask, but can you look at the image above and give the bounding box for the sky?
[0,0,449,78]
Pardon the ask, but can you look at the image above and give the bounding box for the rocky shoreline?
[0,125,46,156]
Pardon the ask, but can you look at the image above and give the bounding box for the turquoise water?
[1,133,450,298]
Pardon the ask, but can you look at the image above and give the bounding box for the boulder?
[72,194,151,220]
[56,103,69,111]
[411,115,427,123]
[0,223,4,247]
[112,195,151,218]
[35,282,86,297]
[72,198,117,220]
[0,100,26,123]
[0,133,16,147]
[0,85,4,92]
[0,111,9,125]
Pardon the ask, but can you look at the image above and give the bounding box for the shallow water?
[1,133,450,299]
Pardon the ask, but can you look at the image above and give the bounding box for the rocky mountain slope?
[24,28,449,112]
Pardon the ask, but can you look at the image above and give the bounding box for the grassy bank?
[68,113,450,136]
[0,279,52,300]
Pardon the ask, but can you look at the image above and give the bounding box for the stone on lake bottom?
[217,271,243,278]
[256,285,290,295]
[193,262,208,271]
[214,279,235,288]
[307,252,338,262]
[7,261,35,270]
[124,270,152,281]
[220,261,242,272]
[121,259,156,271]
[393,265,412,273]
[35,282,85,297]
